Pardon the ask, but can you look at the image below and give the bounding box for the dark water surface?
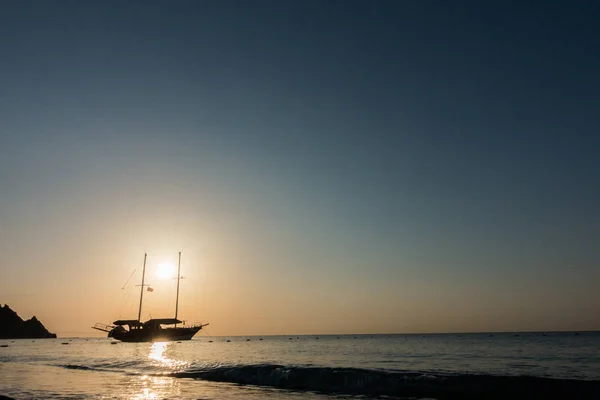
[1,332,600,399]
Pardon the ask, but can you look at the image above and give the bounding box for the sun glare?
[155,263,175,280]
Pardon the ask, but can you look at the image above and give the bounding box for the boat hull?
[111,326,202,343]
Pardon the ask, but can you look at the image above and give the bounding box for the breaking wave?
[168,364,600,398]
[57,362,600,398]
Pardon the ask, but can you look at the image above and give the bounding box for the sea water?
[1,332,600,399]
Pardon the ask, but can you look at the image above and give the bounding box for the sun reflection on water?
[126,343,191,399]
[148,342,189,370]
[130,374,177,400]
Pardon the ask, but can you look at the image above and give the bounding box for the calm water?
[1,332,600,399]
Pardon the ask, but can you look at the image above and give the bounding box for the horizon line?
[46,329,600,339]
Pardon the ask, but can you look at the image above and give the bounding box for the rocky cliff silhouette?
[0,304,56,339]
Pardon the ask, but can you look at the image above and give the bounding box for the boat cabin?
[112,318,183,331]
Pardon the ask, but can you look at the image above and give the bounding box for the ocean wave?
[167,364,600,399]
[55,362,600,398]
[61,364,96,371]
[58,360,147,373]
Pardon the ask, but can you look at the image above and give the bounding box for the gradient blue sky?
[1,0,599,335]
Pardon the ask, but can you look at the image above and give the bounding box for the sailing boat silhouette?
[93,252,208,342]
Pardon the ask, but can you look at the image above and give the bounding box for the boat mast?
[175,251,181,327]
[137,253,148,322]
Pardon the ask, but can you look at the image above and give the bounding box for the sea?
[1,332,600,399]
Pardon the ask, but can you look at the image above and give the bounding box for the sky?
[1,0,599,336]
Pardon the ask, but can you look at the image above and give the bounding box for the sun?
[155,262,175,280]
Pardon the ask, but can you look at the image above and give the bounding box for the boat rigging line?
[121,269,137,290]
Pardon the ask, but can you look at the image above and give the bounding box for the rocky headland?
[0,304,57,339]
